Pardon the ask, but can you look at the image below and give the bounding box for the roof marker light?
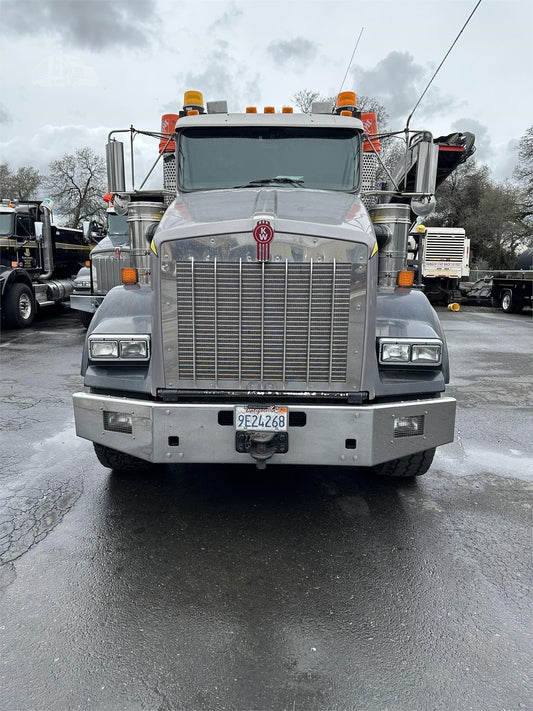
[246,107,257,113]
[264,106,275,113]
[282,106,293,113]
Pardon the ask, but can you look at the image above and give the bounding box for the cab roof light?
[246,106,257,113]
[264,106,275,113]
[183,90,204,110]
[397,270,415,287]
[340,110,352,117]
[282,106,293,113]
[336,91,357,109]
[121,267,138,284]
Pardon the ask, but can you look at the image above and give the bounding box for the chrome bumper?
[73,393,455,467]
[69,294,104,313]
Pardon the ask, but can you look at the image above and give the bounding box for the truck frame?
[73,90,474,477]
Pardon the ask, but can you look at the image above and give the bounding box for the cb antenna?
[405,0,483,131]
[338,27,364,96]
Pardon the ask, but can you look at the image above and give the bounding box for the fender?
[375,286,449,399]
[81,283,153,394]
[0,266,34,296]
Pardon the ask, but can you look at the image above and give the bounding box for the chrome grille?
[174,260,352,384]
[92,251,131,294]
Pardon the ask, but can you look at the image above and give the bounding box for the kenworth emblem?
[253,220,274,262]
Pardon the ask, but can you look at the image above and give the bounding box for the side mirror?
[82,221,91,240]
[35,221,43,243]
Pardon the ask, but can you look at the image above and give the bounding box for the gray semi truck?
[73,90,475,477]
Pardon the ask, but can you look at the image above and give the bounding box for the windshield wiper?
[234,176,304,188]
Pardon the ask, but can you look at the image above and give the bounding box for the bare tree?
[514,125,533,228]
[0,163,42,201]
[44,147,107,228]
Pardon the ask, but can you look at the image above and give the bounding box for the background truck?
[490,248,533,313]
[73,89,475,478]
[0,199,98,328]
[407,224,470,303]
[70,205,130,327]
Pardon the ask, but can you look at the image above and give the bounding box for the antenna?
[405,0,483,130]
[338,27,364,96]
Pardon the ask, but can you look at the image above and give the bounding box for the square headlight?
[120,340,149,359]
[411,343,442,364]
[380,342,410,362]
[90,339,118,359]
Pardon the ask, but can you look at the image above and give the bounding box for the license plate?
[235,406,288,432]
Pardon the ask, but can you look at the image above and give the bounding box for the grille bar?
[174,260,352,385]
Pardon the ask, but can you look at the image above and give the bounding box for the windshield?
[0,212,14,237]
[178,126,360,192]
[107,213,128,236]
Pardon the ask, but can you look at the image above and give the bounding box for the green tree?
[44,147,106,228]
[0,163,42,201]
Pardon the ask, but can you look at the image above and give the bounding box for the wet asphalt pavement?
[0,304,531,711]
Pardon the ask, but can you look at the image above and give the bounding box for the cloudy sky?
[1,0,532,186]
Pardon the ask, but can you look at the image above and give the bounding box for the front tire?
[4,283,35,328]
[93,443,151,473]
[79,310,93,328]
[371,448,436,478]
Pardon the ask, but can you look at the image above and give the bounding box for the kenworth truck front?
[73,90,468,477]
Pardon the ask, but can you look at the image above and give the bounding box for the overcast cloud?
[3,0,159,49]
[1,0,531,186]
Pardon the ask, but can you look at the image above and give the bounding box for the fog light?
[393,415,424,438]
[103,411,133,434]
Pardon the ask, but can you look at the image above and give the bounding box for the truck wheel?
[4,283,35,328]
[370,448,436,478]
[79,310,93,328]
[501,290,523,314]
[93,443,151,473]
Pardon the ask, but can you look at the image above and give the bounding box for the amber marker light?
[121,267,138,284]
[246,107,257,113]
[340,110,352,116]
[397,270,415,287]
[264,106,275,113]
[187,109,199,116]
[336,91,357,107]
[282,106,293,113]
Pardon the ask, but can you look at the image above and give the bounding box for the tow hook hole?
[218,410,234,426]
[168,436,180,446]
[289,412,306,427]
[345,439,357,449]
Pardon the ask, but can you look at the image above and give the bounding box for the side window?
[16,216,35,238]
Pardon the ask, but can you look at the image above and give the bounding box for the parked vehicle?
[491,248,533,313]
[0,199,97,328]
[73,90,475,477]
[70,206,129,327]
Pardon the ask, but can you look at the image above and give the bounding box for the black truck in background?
[490,248,533,313]
[0,199,98,328]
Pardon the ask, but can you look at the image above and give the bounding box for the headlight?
[378,338,442,366]
[74,279,91,289]
[89,334,150,362]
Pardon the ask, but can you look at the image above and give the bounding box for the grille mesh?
[92,252,130,294]
[174,261,352,383]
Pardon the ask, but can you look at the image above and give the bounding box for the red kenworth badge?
[253,220,274,261]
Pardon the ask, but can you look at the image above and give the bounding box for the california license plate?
[235,406,288,432]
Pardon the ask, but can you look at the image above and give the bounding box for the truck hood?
[155,188,374,244]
